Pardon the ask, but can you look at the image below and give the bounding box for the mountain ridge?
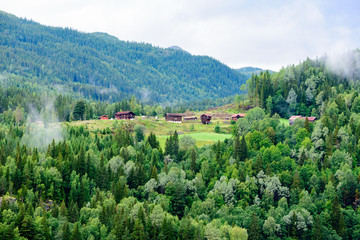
[0,10,248,104]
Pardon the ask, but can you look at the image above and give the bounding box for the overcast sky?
[1,0,359,71]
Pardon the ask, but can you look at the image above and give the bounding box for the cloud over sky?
[1,0,359,70]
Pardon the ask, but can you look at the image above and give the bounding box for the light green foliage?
[245,107,266,125]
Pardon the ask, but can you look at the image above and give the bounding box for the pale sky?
[1,0,359,71]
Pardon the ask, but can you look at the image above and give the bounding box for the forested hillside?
[1,50,360,239]
[246,51,360,118]
[0,11,247,104]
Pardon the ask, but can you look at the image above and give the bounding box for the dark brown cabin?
[231,113,245,121]
[165,113,182,122]
[115,111,135,120]
[201,114,212,124]
[183,116,198,121]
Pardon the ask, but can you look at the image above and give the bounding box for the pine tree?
[190,147,197,173]
[253,154,263,173]
[173,131,179,158]
[113,212,125,240]
[248,213,260,240]
[304,117,310,133]
[132,218,146,240]
[150,165,158,181]
[215,141,222,166]
[239,135,247,161]
[59,200,68,218]
[233,136,240,162]
[312,215,323,240]
[68,200,79,223]
[331,195,346,237]
[71,222,81,240]
[63,221,71,240]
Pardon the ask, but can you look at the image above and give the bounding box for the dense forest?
[1,49,360,240]
[0,10,248,104]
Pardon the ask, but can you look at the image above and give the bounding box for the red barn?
[115,111,135,120]
[98,115,109,120]
[232,113,246,121]
[289,116,302,125]
[200,114,212,124]
[301,116,316,123]
[165,113,182,122]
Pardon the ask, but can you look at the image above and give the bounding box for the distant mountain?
[236,67,274,79]
[0,11,248,104]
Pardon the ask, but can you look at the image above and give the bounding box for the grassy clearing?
[158,132,232,148]
[279,118,290,126]
[67,117,235,148]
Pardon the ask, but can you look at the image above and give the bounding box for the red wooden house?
[98,115,109,120]
[115,111,135,120]
[200,114,212,124]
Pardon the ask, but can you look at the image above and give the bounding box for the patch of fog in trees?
[324,49,360,81]
[21,96,64,149]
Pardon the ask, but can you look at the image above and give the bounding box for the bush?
[215,125,221,133]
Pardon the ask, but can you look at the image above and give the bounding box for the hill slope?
[0,11,248,103]
[235,67,274,79]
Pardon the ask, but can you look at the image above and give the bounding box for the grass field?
[158,132,232,148]
[279,118,290,126]
[67,117,235,148]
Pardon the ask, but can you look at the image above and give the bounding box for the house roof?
[232,113,246,118]
[301,116,316,121]
[201,113,212,117]
[115,111,134,115]
[166,113,183,117]
[289,115,302,120]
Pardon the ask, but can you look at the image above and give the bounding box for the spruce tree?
[62,221,71,240]
[233,136,240,162]
[304,117,310,133]
[312,215,323,240]
[239,135,247,161]
[71,222,81,240]
[190,147,197,173]
[248,213,260,240]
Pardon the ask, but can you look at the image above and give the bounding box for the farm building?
[289,116,302,125]
[232,113,246,121]
[301,116,316,123]
[165,113,183,123]
[289,116,317,125]
[201,114,212,124]
[98,115,109,120]
[183,116,198,121]
[115,111,135,120]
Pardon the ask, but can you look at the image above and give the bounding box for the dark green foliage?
[0,11,247,104]
[248,213,261,240]
[73,100,86,121]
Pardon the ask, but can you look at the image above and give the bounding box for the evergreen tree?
[304,117,310,133]
[239,135,247,161]
[190,147,197,173]
[312,215,323,240]
[150,165,158,181]
[331,195,346,237]
[132,218,146,240]
[71,222,81,240]
[233,136,240,162]
[248,213,260,240]
[62,221,71,240]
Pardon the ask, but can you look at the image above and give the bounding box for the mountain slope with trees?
[0,10,247,104]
